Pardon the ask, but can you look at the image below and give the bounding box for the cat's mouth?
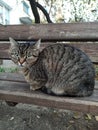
[18,61,26,68]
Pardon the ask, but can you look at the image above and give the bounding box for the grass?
[95,65,98,80]
[0,67,5,72]
[0,67,18,73]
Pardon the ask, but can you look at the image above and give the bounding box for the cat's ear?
[9,37,18,47]
[34,39,41,50]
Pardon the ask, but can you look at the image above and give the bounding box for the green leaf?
[85,114,92,120]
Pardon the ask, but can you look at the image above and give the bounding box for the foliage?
[38,0,98,23]
[0,67,18,73]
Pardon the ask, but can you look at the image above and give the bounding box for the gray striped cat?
[9,37,95,97]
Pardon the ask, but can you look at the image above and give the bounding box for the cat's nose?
[19,58,25,64]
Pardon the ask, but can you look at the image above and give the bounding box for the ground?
[0,101,98,130]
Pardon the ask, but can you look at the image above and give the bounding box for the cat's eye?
[27,52,32,57]
[11,51,19,57]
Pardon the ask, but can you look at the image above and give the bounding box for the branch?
[36,2,53,23]
[29,0,40,23]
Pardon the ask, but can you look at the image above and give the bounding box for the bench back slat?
[1,23,98,41]
[0,42,98,63]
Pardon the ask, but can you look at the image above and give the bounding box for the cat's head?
[9,37,41,67]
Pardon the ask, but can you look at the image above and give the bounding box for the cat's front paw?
[30,85,42,91]
[30,85,36,91]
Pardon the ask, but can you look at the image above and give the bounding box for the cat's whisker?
[18,62,24,68]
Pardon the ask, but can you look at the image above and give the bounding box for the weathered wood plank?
[0,42,98,63]
[0,73,98,114]
[1,23,98,41]
[0,72,26,83]
[0,80,98,114]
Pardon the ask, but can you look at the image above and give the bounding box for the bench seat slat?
[0,73,98,114]
[0,73,26,83]
[0,72,98,89]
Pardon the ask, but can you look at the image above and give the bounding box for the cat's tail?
[41,80,95,97]
[75,80,95,97]
[42,82,67,96]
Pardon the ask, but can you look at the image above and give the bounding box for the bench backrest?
[0,23,98,64]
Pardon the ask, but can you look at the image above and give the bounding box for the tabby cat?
[9,37,95,97]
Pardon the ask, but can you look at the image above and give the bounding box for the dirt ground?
[0,101,98,130]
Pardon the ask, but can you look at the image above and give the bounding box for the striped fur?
[9,38,95,97]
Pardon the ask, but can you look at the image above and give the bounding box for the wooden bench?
[0,22,98,114]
